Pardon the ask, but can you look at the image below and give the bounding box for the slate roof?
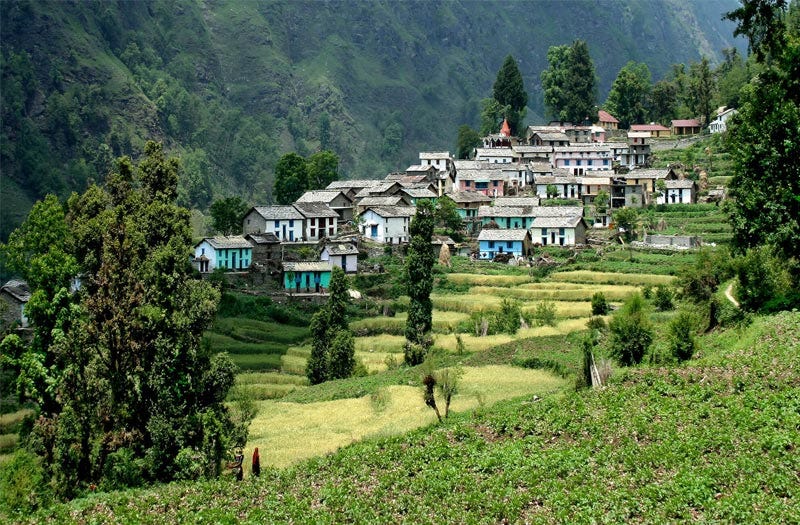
[405,164,438,173]
[531,216,585,228]
[1,280,31,302]
[245,232,280,244]
[283,261,333,272]
[534,175,580,185]
[493,197,540,207]
[478,229,530,241]
[474,148,514,157]
[295,190,351,205]
[251,205,304,220]
[528,161,554,173]
[553,144,612,153]
[532,132,570,142]
[323,243,359,256]
[326,179,382,190]
[665,179,696,189]
[201,236,253,250]
[293,202,339,218]
[401,187,437,199]
[627,131,651,139]
[357,196,406,207]
[454,160,494,171]
[478,206,535,218]
[512,145,553,154]
[354,181,402,198]
[362,206,416,218]
[457,169,505,181]
[444,191,492,204]
[624,169,671,180]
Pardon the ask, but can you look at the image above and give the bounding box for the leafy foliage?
[591,291,609,315]
[210,197,248,236]
[669,310,697,361]
[404,201,435,363]
[455,125,480,160]
[305,266,354,384]
[491,55,527,135]
[605,61,651,128]
[608,293,653,366]
[541,40,597,123]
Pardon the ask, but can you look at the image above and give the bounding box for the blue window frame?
[289,220,294,227]
[564,159,570,166]
[603,159,609,166]
[274,220,280,228]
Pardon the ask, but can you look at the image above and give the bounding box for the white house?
[531,215,588,246]
[243,206,304,242]
[295,190,354,221]
[359,206,416,244]
[419,151,454,173]
[320,243,359,273]
[293,202,339,241]
[474,147,515,164]
[553,144,614,175]
[193,236,253,272]
[709,108,738,134]
[657,179,697,205]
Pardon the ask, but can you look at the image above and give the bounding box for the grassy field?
[24,312,800,523]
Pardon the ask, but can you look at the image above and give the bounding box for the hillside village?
[189,110,728,296]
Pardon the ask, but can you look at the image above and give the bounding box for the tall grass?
[550,271,676,286]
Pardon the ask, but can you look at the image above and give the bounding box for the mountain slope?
[0,0,743,239]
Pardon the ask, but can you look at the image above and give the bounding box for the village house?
[552,144,614,175]
[474,147,515,164]
[657,179,697,205]
[295,190,354,221]
[527,130,570,147]
[622,131,652,168]
[533,174,582,200]
[596,109,619,131]
[493,196,540,207]
[359,206,416,244]
[419,151,454,173]
[353,181,405,202]
[356,195,412,214]
[282,261,332,294]
[445,191,492,233]
[531,215,588,246]
[325,179,382,201]
[320,243,359,273]
[576,175,612,207]
[0,279,30,331]
[400,186,438,205]
[455,168,506,197]
[477,229,532,260]
[630,123,671,138]
[709,108,737,133]
[245,232,281,271]
[478,205,537,229]
[501,162,532,190]
[671,119,702,136]
[193,236,253,273]
[243,205,304,241]
[293,202,339,241]
[511,145,553,163]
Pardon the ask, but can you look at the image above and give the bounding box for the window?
[289,220,294,227]
[274,220,280,228]
[588,160,593,166]
[465,180,472,187]
[488,241,495,248]
[493,180,498,187]
[603,159,609,166]
[576,160,582,166]
[564,159,570,166]
[310,218,316,226]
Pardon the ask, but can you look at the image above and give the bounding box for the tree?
[3,142,241,497]
[613,207,638,241]
[455,125,481,159]
[492,55,528,135]
[210,196,248,236]
[328,330,355,380]
[546,184,559,199]
[306,310,330,385]
[609,293,653,366]
[594,190,610,216]
[541,40,597,123]
[669,311,697,362]
[435,196,463,238]
[404,200,435,365]
[479,98,506,136]
[648,80,679,125]
[591,292,609,315]
[273,152,308,204]
[304,266,354,383]
[725,0,800,262]
[688,57,716,127]
[605,62,652,128]
[307,150,339,190]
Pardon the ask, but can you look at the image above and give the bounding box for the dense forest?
[1,0,743,240]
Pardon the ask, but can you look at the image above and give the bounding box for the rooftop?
[200,236,253,250]
[1,280,31,302]
[293,202,340,218]
[478,229,530,241]
[283,261,333,272]
[250,205,304,220]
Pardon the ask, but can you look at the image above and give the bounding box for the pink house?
[456,168,506,197]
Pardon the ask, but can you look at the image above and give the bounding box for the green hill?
[18,311,800,523]
[1,0,744,239]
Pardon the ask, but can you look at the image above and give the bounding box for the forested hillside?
[1,0,743,239]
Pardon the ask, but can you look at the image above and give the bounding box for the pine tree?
[541,40,597,123]
[492,55,528,135]
[306,309,330,385]
[404,200,435,364]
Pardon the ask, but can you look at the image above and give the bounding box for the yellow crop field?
[244,365,566,469]
[549,271,677,286]
[434,317,596,352]
[355,334,406,354]
[431,293,505,313]
[445,273,531,286]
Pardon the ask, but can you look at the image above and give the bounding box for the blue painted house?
[478,206,537,229]
[477,229,532,260]
[282,261,333,294]
[193,236,253,273]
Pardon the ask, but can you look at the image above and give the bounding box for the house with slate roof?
[326,179,383,200]
[293,202,339,241]
[478,206,538,229]
[657,179,697,205]
[282,261,332,294]
[245,232,281,271]
[531,215,588,246]
[455,168,506,196]
[359,206,416,244]
[193,236,253,273]
[477,229,531,260]
[295,190,353,221]
[320,243,359,273]
[243,205,304,241]
[1,279,31,330]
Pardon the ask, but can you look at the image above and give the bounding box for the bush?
[533,301,557,327]
[174,447,206,481]
[735,246,792,312]
[591,292,609,315]
[0,449,50,515]
[586,316,607,332]
[609,293,653,366]
[669,311,697,362]
[493,299,522,334]
[653,284,674,311]
[679,248,733,302]
[101,447,145,491]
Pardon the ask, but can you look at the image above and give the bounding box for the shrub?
[174,447,206,481]
[591,292,609,315]
[653,284,674,311]
[493,299,522,334]
[435,366,464,417]
[642,284,653,299]
[586,316,607,332]
[669,311,697,362]
[609,293,653,366]
[101,447,145,491]
[533,301,557,327]
[679,248,733,302]
[735,246,792,312]
[0,449,50,515]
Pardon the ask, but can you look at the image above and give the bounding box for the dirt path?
[724,282,740,308]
